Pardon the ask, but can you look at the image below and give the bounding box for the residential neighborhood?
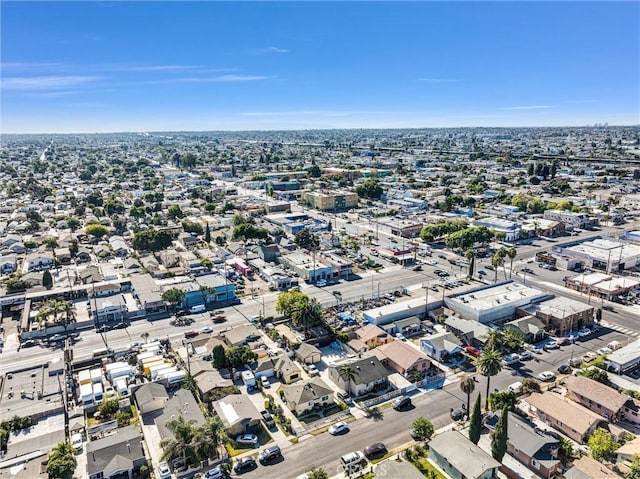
[0,127,639,479]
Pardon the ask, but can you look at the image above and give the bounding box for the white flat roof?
[566,239,640,262]
[452,282,545,312]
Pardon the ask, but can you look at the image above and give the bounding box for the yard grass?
[412,458,447,479]
[225,426,273,457]
[299,413,322,425]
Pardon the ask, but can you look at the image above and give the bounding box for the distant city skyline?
[1,1,639,134]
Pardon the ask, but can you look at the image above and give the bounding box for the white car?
[204,467,223,479]
[200,327,213,334]
[316,279,327,287]
[307,364,319,376]
[538,371,556,382]
[577,328,591,338]
[49,334,66,342]
[235,433,259,447]
[158,462,171,479]
[519,351,532,361]
[502,353,521,365]
[328,421,349,435]
[260,376,270,388]
[597,347,612,355]
[71,433,83,452]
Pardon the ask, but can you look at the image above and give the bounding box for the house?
[257,244,280,262]
[354,324,392,349]
[53,247,72,264]
[374,341,431,378]
[134,382,169,415]
[616,436,640,473]
[109,236,129,257]
[506,412,560,478]
[75,247,92,263]
[0,254,17,275]
[155,390,206,440]
[564,456,620,479]
[189,359,234,402]
[420,332,462,361]
[328,356,389,397]
[274,355,303,384]
[85,425,146,479]
[526,392,604,443]
[23,252,54,272]
[295,343,322,364]
[444,316,491,346]
[222,325,262,347]
[212,394,262,436]
[252,357,276,379]
[282,377,335,416]
[429,430,500,479]
[504,315,546,343]
[563,375,629,422]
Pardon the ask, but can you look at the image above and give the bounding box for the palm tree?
[59,300,76,332]
[338,363,358,397]
[477,349,503,410]
[292,298,322,334]
[193,417,225,460]
[465,249,476,279]
[140,332,150,344]
[490,255,502,283]
[460,375,476,414]
[484,329,504,351]
[161,415,196,465]
[49,299,65,327]
[507,247,517,278]
[36,305,52,327]
[496,247,509,280]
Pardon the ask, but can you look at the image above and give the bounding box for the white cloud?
[1,75,101,90]
[253,46,289,54]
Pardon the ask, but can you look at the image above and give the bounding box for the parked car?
[235,434,259,448]
[464,346,481,357]
[519,350,532,361]
[577,328,591,338]
[315,279,327,287]
[204,466,223,479]
[583,352,598,362]
[258,445,282,465]
[363,442,387,459]
[502,353,521,366]
[485,264,495,271]
[557,364,572,374]
[184,330,199,339]
[412,265,423,271]
[392,396,412,410]
[597,347,612,355]
[543,340,559,350]
[234,457,257,474]
[261,410,276,428]
[158,462,171,479]
[307,364,319,376]
[260,376,270,388]
[200,327,213,334]
[508,382,522,393]
[478,270,487,276]
[538,371,556,382]
[328,421,349,436]
[49,334,66,342]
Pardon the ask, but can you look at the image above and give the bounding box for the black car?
[363,442,387,459]
[258,445,282,465]
[234,457,257,474]
[21,339,38,348]
[557,364,572,374]
[392,396,412,410]
[412,265,423,272]
[450,407,466,421]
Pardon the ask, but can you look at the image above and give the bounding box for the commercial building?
[301,190,358,211]
[543,209,597,229]
[445,281,549,324]
[606,339,640,375]
[519,296,594,336]
[361,297,432,326]
[561,239,640,272]
[473,217,521,242]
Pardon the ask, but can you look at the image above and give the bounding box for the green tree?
[307,468,329,479]
[225,346,257,369]
[168,204,185,220]
[98,396,120,419]
[162,288,185,309]
[355,179,383,200]
[85,224,109,238]
[232,223,268,243]
[307,164,322,178]
[66,217,81,232]
[204,223,211,243]
[141,332,150,344]
[338,363,357,396]
[460,375,476,414]
[465,249,476,279]
[521,378,541,394]
[294,228,320,252]
[275,290,310,318]
[477,349,503,410]
[469,393,482,444]
[161,415,196,464]
[588,427,619,462]
[507,247,517,278]
[132,229,173,251]
[626,455,640,479]
[291,298,322,334]
[212,345,227,369]
[491,406,509,461]
[42,269,53,289]
[411,416,434,441]
[582,368,610,386]
[47,442,77,479]
[193,417,226,460]
[488,390,517,412]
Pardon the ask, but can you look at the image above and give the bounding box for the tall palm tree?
[36,305,52,327]
[141,332,150,343]
[193,417,226,460]
[161,415,196,465]
[465,249,476,279]
[484,329,504,351]
[292,298,322,334]
[49,299,65,327]
[507,247,517,279]
[477,349,503,410]
[496,247,509,280]
[60,300,76,332]
[490,255,502,283]
[460,375,476,414]
[338,363,358,397]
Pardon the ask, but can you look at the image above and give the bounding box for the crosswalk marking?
[600,321,639,337]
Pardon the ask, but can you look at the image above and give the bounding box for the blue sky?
[2,1,638,133]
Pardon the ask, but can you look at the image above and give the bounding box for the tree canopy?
[355,179,383,200]
[132,228,173,251]
[85,224,109,238]
[276,290,310,318]
[411,416,434,441]
[47,442,77,479]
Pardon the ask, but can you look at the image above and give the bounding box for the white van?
[189,304,206,314]
[340,451,365,471]
[508,381,522,394]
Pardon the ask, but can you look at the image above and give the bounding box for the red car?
[212,314,227,323]
[464,346,481,357]
[184,330,199,339]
